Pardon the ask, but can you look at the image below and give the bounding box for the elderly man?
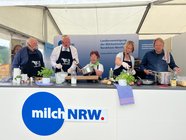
[140,37,181,79]
[12,37,45,77]
[50,35,79,73]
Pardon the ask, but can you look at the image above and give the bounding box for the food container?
[152,71,172,85]
[55,72,68,84]
[177,76,186,87]
[118,79,127,86]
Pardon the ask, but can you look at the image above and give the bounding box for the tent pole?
[45,7,62,35]
[43,7,48,42]
[136,3,151,34]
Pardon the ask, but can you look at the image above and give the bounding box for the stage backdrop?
[54,34,139,78]
[138,40,154,60]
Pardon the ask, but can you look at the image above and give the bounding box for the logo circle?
[22,92,65,136]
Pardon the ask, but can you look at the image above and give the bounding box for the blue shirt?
[140,50,178,79]
[12,47,44,69]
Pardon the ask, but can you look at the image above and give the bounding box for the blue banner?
[138,40,154,60]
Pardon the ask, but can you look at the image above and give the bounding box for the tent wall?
[171,32,186,76]
[0,7,61,44]
[164,37,172,52]
[0,28,11,41]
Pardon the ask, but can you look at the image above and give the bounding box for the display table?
[0,83,186,140]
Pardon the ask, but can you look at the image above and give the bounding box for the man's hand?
[56,64,62,69]
[144,69,152,75]
[174,67,181,73]
[67,68,72,74]
[56,63,62,69]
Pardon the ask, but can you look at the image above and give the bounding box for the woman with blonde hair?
[114,40,136,76]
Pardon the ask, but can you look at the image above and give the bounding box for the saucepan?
[142,79,154,85]
[81,65,94,75]
[73,59,94,75]
[137,77,154,85]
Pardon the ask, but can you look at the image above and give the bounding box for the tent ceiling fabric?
[164,0,186,4]
[49,6,146,35]
[0,0,186,39]
[139,5,186,34]
[0,0,157,6]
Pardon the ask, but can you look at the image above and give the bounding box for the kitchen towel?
[114,84,135,105]
[162,49,170,64]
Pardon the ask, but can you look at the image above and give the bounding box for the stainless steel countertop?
[0,82,185,90]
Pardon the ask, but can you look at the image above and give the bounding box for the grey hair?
[26,37,38,46]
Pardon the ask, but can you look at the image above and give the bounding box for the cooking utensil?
[73,58,83,69]
[137,76,142,81]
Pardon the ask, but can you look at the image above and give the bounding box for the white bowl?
[55,72,68,84]
[42,78,50,84]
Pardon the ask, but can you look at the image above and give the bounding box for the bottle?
[71,70,77,85]
[109,68,113,79]
[30,77,33,83]
[170,71,177,87]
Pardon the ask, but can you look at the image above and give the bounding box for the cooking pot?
[81,65,94,75]
[152,71,172,85]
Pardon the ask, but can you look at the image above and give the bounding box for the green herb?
[115,71,136,84]
[37,67,53,78]
[15,75,22,80]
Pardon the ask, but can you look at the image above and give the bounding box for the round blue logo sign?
[22,92,65,136]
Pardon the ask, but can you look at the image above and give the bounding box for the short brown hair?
[90,50,100,59]
[12,44,22,54]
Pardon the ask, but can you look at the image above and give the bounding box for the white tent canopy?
[49,6,146,35]
[0,0,186,42]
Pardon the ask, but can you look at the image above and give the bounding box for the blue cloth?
[12,47,44,70]
[114,84,135,105]
[140,50,178,79]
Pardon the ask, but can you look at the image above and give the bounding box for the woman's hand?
[122,62,130,69]
[95,69,103,77]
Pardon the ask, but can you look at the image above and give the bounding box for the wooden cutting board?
[65,75,99,80]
